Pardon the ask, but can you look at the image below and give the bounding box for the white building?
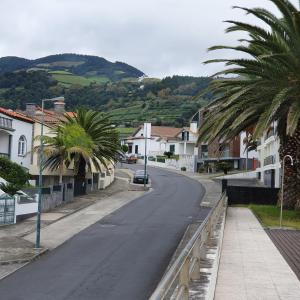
[123,122,199,157]
[0,108,34,170]
[256,122,281,187]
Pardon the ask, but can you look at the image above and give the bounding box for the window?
[170,145,175,153]
[18,135,27,156]
[135,145,139,154]
[128,145,133,153]
[181,131,189,141]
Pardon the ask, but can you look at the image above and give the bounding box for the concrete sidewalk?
[215,207,300,300]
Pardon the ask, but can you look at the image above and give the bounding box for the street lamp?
[280,154,294,228]
[35,96,64,249]
[143,123,150,188]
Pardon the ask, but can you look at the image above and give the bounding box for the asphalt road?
[0,166,207,300]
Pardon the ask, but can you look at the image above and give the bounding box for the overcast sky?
[0,0,298,78]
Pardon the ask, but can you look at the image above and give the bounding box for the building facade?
[256,123,281,188]
[0,108,34,170]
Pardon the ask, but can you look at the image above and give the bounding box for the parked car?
[126,155,138,164]
[133,170,149,184]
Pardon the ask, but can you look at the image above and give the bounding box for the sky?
[0,0,298,78]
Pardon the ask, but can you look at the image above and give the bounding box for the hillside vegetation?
[0,54,212,127]
[0,53,144,81]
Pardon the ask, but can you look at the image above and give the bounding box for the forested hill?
[0,54,144,81]
[0,56,212,127]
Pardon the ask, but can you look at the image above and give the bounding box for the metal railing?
[149,193,227,300]
[264,155,276,166]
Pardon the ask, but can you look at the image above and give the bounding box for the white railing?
[149,193,227,300]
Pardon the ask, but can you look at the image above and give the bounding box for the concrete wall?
[146,154,196,172]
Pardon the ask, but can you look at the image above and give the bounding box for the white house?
[123,122,199,172]
[123,122,199,157]
[0,107,34,170]
[256,122,281,187]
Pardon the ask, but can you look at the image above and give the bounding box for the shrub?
[216,161,232,175]
[0,157,29,187]
[157,156,166,163]
[181,166,187,171]
[164,151,173,158]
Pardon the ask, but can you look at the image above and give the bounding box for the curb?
[0,248,48,266]
[0,248,49,281]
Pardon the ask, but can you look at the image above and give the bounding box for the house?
[191,108,258,172]
[124,123,198,157]
[19,100,115,194]
[256,122,281,187]
[0,107,34,170]
[122,122,199,172]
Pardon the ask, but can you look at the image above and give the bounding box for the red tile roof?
[131,125,183,139]
[17,106,76,125]
[0,107,34,123]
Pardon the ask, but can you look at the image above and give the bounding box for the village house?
[0,107,34,170]
[122,122,199,172]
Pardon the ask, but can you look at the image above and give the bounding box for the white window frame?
[18,135,27,156]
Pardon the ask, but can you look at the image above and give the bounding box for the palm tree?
[198,0,300,208]
[41,109,120,190]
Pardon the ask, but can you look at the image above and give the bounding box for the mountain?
[0,53,144,81]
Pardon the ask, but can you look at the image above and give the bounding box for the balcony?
[264,155,276,166]
[0,116,13,131]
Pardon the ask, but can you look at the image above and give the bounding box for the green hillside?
[0,53,144,81]
[0,57,212,127]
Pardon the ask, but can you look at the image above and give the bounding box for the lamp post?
[280,154,294,228]
[35,96,64,249]
[144,123,150,188]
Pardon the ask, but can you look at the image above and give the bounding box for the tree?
[121,144,129,153]
[41,109,121,186]
[0,157,29,187]
[198,0,300,209]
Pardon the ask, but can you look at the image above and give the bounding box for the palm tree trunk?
[279,122,300,209]
[76,156,86,181]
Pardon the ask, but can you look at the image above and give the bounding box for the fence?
[149,193,227,300]
[224,181,279,205]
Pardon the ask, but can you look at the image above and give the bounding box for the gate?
[0,196,15,225]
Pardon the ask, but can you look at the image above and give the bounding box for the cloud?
[0,0,298,77]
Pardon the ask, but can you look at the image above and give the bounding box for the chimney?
[26,103,37,116]
[190,122,198,133]
[54,97,65,114]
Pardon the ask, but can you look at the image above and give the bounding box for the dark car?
[133,170,149,184]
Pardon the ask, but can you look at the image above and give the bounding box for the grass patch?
[248,204,300,229]
[87,75,110,84]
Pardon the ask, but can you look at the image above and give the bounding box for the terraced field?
[49,71,110,86]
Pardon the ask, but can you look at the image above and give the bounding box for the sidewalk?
[215,207,300,300]
[0,170,146,279]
